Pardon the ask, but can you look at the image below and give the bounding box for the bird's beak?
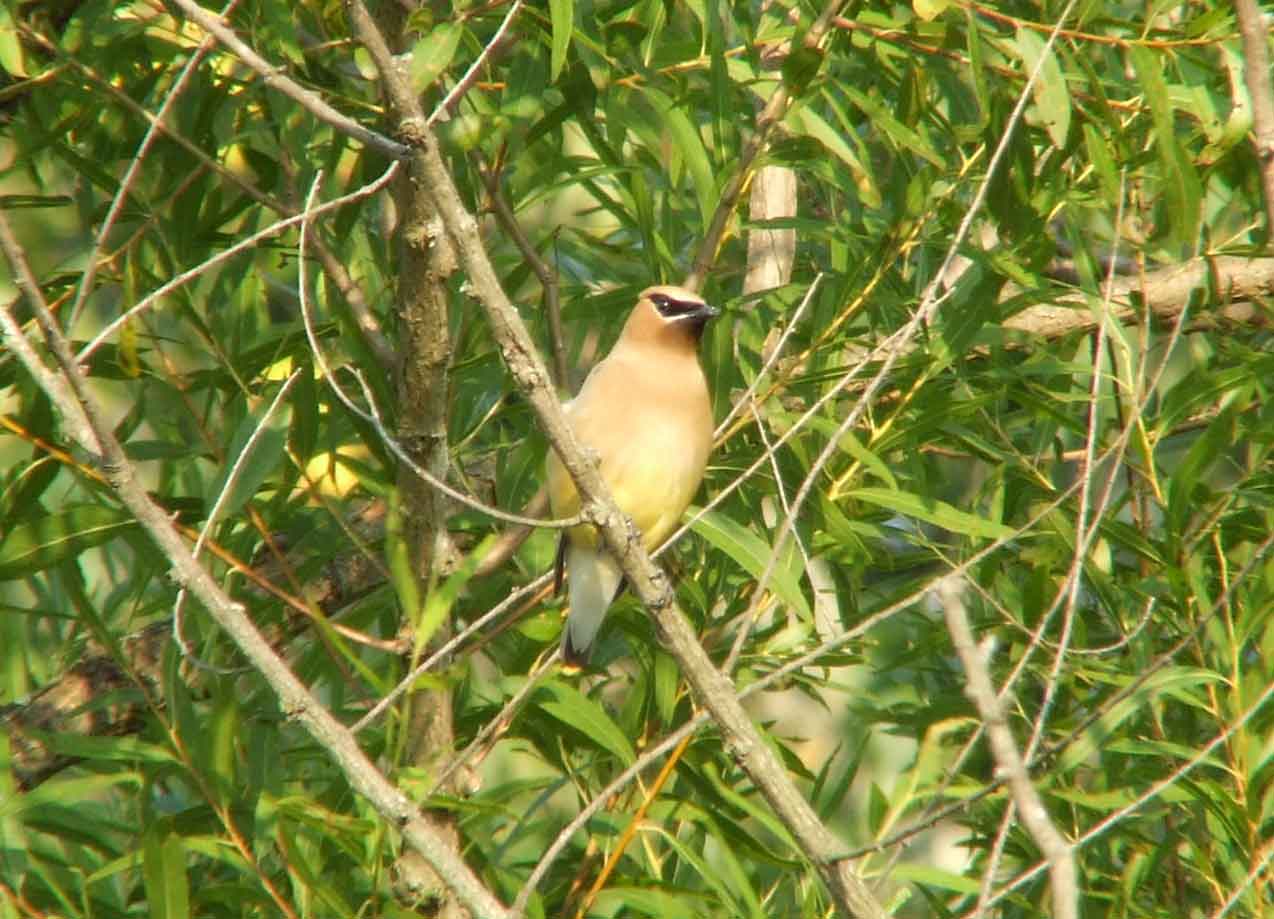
[688,302,720,322]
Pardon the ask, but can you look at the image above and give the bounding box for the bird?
[546,284,719,666]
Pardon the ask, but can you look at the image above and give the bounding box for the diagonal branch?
[938,577,1078,919]
[357,46,887,919]
[0,211,510,919]
[169,0,409,158]
[682,0,848,291]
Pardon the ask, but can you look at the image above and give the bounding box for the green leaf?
[416,535,493,651]
[1129,45,1202,250]
[203,395,291,521]
[532,678,636,765]
[784,106,880,208]
[143,827,191,919]
[889,863,981,895]
[12,730,177,766]
[409,22,463,95]
[1014,27,1071,149]
[654,649,679,726]
[913,0,951,20]
[844,487,1014,540]
[548,0,574,82]
[0,4,27,77]
[842,86,944,167]
[781,45,823,97]
[594,887,704,918]
[0,505,137,580]
[640,86,717,232]
[1057,667,1225,772]
[1083,122,1120,203]
[689,508,812,621]
[1,771,142,818]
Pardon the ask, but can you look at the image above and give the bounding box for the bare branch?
[169,0,409,158]
[682,0,848,291]
[78,162,401,362]
[0,208,510,919]
[1003,255,1274,338]
[976,545,1274,916]
[1234,0,1274,240]
[426,0,524,128]
[937,577,1078,919]
[388,79,888,919]
[15,22,397,366]
[296,177,583,531]
[67,0,232,333]
[352,571,555,734]
[172,370,302,674]
[481,163,568,388]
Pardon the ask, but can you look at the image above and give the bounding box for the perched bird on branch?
[547,285,719,666]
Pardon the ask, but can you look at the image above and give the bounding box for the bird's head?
[622,284,720,349]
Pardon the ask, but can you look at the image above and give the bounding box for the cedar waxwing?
[547,285,719,666]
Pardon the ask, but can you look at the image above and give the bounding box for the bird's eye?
[650,294,671,312]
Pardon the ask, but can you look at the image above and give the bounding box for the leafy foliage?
[2,0,1272,917]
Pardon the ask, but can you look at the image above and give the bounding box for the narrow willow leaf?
[1129,45,1202,250]
[640,86,716,232]
[532,679,636,765]
[143,828,190,919]
[889,863,981,895]
[784,106,880,208]
[845,487,1014,540]
[689,508,812,621]
[1014,27,1071,149]
[409,22,463,95]
[594,887,702,918]
[0,505,136,580]
[204,398,292,520]
[1057,667,1224,772]
[549,0,574,82]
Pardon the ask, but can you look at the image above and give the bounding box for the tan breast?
[546,344,712,549]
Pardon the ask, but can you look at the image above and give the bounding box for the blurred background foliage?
[2,0,1273,916]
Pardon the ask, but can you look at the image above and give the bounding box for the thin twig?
[481,163,568,388]
[15,22,397,367]
[170,0,409,158]
[1,206,510,919]
[973,612,1274,917]
[1021,181,1131,766]
[682,3,848,291]
[383,18,886,912]
[67,0,235,333]
[172,370,302,674]
[574,732,695,917]
[426,0,525,128]
[295,175,584,531]
[77,162,401,362]
[713,276,821,439]
[720,0,1082,684]
[937,577,1078,919]
[514,718,704,914]
[428,647,559,796]
[351,571,555,734]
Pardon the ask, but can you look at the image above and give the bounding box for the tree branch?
[1003,254,1274,338]
[1234,0,1274,242]
[0,213,510,919]
[170,0,409,158]
[481,163,569,388]
[937,577,1078,919]
[377,65,886,919]
[682,0,847,291]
